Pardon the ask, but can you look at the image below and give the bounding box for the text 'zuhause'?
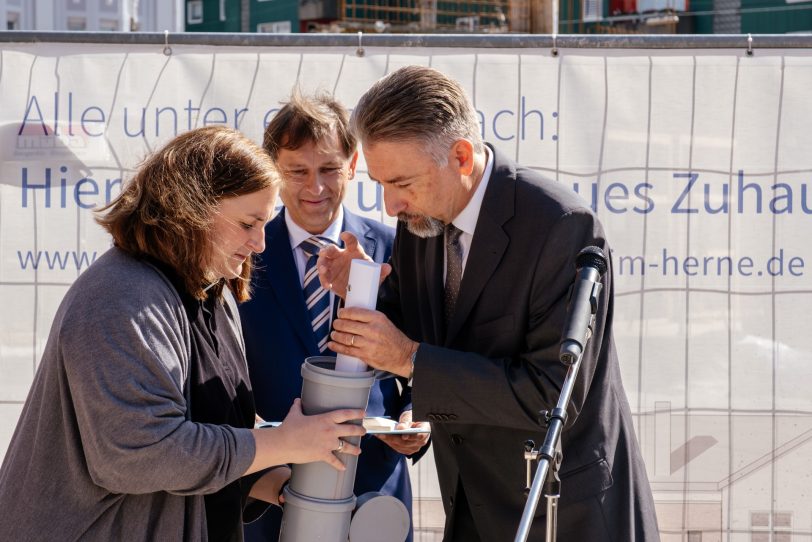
[572,171,812,215]
[17,93,553,142]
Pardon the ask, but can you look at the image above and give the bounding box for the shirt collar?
[285,205,345,249]
[452,146,493,236]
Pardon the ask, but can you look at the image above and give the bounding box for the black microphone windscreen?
[575,246,607,276]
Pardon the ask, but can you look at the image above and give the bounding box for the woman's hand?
[248,399,366,473]
[248,466,291,506]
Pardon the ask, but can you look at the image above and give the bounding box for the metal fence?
[2,29,812,50]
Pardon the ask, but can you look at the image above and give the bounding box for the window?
[99,18,119,30]
[582,0,602,22]
[751,511,792,542]
[187,0,203,24]
[455,16,479,31]
[100,0,118,12]
[69,0,87,8]
[257,20,292,32]
[6,11,20,30]
[773,511,792,542]
[219,0,226,21]
[67,16,87,30]
[773,513,792,529]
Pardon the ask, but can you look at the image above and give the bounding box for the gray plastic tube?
[279,487,356,542]
[349,492,410,542]
[289,356,375,500]
[279,356,375,542]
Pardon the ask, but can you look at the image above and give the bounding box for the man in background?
[239,91,428,541]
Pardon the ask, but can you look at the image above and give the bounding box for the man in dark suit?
[319,66,660,541]
[239,92,429,542]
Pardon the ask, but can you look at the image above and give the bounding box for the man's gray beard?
[399,213,445,238]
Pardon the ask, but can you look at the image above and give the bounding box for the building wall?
[184,0,297,33]
[740,0,812,33]
[185,0,241,32]
[252,0,297,33]
[685,0,812,34]
[0,0,183,32]
[556,0,812,34]
[1,0,31,31]
[144,0,185,32]
[713,0,741,33]
[688,0,715,34]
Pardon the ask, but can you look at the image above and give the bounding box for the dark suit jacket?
[379,146,659,542]
[239,207,414,542]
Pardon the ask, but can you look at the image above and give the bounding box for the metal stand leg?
[543,442,561,542]
[514,361,580,542]
[515,247,606,542]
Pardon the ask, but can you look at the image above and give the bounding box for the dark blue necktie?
[300,236,332,353]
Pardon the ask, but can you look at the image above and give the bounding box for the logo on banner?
[13,122,108,162]
[12,92,108,162]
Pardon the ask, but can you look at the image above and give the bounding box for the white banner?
[1,41,811,540]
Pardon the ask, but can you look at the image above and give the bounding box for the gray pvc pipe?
[279,488,356,542]
[289,357,374,500]
[279,356,375,542]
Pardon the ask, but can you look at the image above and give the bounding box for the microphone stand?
[513,281,602,542]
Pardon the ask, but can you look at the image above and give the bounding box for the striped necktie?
[300,236,333,353]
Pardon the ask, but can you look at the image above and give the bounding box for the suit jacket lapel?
[342,208,378,259]
[263,211,319,353]
[445,147,515,345]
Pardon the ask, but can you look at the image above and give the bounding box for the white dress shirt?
[445,146,494,281]
[285,206,344,323]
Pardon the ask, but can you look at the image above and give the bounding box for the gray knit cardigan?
[0,247,256,541]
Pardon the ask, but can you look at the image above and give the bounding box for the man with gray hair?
[319,66,659,541]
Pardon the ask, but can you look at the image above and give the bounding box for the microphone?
[559,246,608,365]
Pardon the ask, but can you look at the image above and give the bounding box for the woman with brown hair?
[0,126,364,541]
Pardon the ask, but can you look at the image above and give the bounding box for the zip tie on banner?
[163,30,172,56]
[746,33,753,57]
[551,33,558,57]
[356,31,365,57]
